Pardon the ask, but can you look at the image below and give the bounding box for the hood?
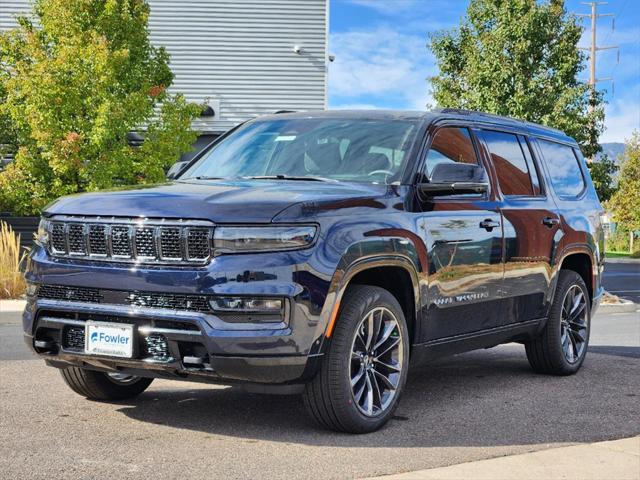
[45,179,388,223]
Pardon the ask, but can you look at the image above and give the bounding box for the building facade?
[1,0,329,152]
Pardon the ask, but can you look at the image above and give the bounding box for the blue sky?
[328,0,640,143]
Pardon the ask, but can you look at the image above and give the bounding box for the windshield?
[181,117,420,183]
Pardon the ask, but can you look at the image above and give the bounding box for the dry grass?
[0,221,27,299]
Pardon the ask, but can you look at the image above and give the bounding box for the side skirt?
[409,318,544,366]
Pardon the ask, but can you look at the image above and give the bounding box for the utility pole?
[576,2,618,160]
[577,2,618,110]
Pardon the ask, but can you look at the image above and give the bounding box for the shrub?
[0,221,27,299]
[0,0,201,216]
[610,132,640,234]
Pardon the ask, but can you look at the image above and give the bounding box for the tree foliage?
[428,0,605,158]
[587,154,618,202]
[0,0,201,215]
[609,131,640,232]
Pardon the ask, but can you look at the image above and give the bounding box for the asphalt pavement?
[603,259,640,303]
[0,304,638,479]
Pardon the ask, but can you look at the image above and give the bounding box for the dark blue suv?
[24,109,604,433]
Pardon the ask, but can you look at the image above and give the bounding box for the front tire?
[60,367,153,401]
[525,270,591,375]
[303,285,410,433]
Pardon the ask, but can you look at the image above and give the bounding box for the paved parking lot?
[0,305,638,479]
[603,260,640,303]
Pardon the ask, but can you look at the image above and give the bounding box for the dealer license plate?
[84,321,134,358]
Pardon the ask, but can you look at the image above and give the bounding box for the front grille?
[38,284,102,303]
[135,227,156,258]
[88,224,107,255]
[68,224,86,254]
[36,284,212,313]
[125,292,211,312]
[111,226,132,257]
[187,228,211,260]
[45,217,213,265]
[160,227,182,259]
[51,223,66,253]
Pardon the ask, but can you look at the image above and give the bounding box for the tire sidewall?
[328,286,410,432]
[548,271,591,373]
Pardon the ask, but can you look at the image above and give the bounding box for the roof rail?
[432,108,565,135]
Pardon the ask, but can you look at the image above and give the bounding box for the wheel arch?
[323,255,421,346]
[555,246,595,302]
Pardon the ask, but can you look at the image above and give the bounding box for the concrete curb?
[0,299,26,313]
[605,257,640,264]
[598,301,639,314]
[364,436,640,480]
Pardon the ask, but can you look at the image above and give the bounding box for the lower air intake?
[144,333,170,360]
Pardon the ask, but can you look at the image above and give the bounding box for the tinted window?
[183,118,419,184]
[425,127,478,177]
[484,130,535,196]
[538,140,586,197]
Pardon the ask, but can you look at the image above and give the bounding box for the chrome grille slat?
[46,217,213,265]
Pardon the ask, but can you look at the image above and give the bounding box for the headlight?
[35,218,50,248]
[213,225,317,254]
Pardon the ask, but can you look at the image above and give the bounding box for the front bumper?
[24,298,317,384]
[23,245,333,385]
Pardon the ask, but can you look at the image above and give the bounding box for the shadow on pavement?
[116,345,640,447]
[588,345,640,359]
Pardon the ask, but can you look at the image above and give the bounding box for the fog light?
[210,296,283,313]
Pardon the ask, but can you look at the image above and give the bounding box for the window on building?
[484,130,537,196]
[538,139,586,198]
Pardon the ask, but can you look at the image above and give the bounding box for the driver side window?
[425,127,479,179]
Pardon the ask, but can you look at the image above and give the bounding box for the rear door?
[478,129,561,324]
[417,125,505,342]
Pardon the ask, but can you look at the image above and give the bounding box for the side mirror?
[418,163,489,196]
[166,161,189,180]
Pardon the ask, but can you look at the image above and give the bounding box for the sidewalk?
[366,436,640,480]
[0,299,26,313]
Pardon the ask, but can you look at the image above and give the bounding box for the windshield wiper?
[242,175,335,182]
[186,176,226,180]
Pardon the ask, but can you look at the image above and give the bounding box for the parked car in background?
[24,109,604,433]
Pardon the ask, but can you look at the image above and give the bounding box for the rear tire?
[303,285,410,433]
[60,367,153,401]
[525,270,590,375]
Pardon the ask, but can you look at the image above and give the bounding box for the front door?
[418,126,504,342]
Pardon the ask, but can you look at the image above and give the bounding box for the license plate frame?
[84,321,134,358]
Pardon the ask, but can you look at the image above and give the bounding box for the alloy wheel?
[106,372,142,385]
[560,285,588,363]
[349,307,404,417]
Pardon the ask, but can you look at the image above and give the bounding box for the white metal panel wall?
[0,0,328,133]
[0,1,31,31]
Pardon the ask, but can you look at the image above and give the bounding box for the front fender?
[309,234,424,357]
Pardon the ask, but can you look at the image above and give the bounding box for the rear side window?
[483,130,538,196]
[538,139,586,197]
[425,127,478,177]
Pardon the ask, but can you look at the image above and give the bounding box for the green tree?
[587,154,618,202]
[610,131,640,233]
[428,0,605,158]
[0,0,201,215]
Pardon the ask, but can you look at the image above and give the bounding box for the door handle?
[479,219,500,231]
[542,217,560,227]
